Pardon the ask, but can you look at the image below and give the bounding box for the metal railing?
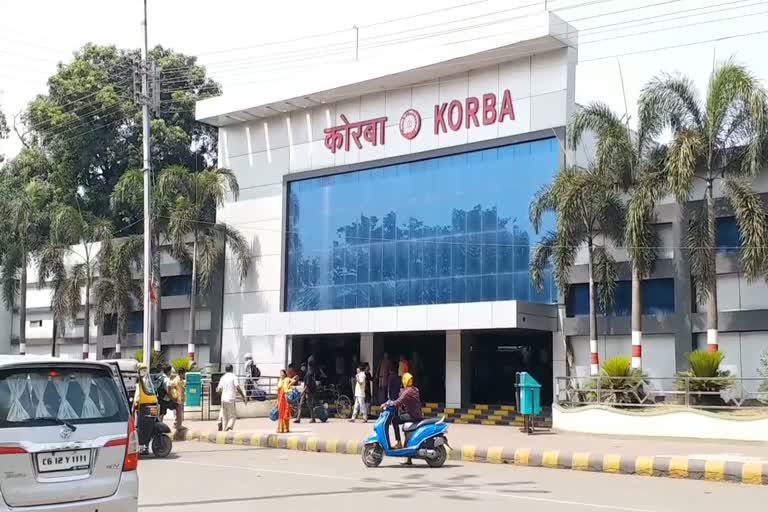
[555,376,768,410]
[193,375,281,421]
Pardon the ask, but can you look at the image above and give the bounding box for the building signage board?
[323,89,516,153]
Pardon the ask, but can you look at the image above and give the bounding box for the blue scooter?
[362,405,450,468]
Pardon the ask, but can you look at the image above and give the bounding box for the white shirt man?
[216,365,247,431]
[350,367,368,422]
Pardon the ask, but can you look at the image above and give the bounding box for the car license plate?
[36,449,91,473]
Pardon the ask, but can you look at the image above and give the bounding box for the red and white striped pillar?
[82,343,89,360]
[19,343,26,356]
[188,343,195,361]
[153,340,161,353]
[707,329,718,352]
[590,338,599,375]
[631,331,642,369]
[115,343,121,359]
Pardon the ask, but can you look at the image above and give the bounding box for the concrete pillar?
[446,330,462,408]
[360,333,374,368]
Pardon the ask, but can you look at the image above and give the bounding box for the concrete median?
[176,427,768,485]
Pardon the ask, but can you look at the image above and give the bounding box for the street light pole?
[141,0,153,367]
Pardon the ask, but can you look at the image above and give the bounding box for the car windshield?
[0,366,128,428]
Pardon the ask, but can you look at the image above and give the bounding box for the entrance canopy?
[243,300,558,337]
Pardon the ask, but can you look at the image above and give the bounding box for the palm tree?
[568,102,667,369]
[94,235,142,359]
[159,165,251,361]
[36,244,68,356]
[112,169,173,351]
[47,205,112,359]
[639,60,768,352]
[529,165,625,376]
[0,178,52,355]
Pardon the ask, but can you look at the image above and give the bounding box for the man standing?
[296,355,318,424]
[350,366,368,422]
[217,364,247,431]
[172,368,187,432]
[244,354,260,398]
[158,365,177,422]
[376,353,392,404]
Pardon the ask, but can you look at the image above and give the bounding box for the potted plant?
[588,356,647,405]
[675,351,733,406]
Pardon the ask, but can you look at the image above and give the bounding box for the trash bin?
[515,372,541,434]
[210,372,224,406]
[186,372,202,407]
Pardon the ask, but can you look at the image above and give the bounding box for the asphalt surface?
[137,442,766,511]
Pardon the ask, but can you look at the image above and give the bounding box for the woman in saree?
[276,369,293,433]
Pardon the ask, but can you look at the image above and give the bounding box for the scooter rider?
[386,372,422,462]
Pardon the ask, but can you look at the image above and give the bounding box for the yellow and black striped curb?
[178,429,768,485]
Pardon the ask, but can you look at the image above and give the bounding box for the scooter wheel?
[362,444,383,468]
[151,434,173,458]
[426,445,447,468]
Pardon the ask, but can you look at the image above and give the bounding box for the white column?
[631,330,642,369]
[19,343,26,355]
[446,330,461,408]
[360,333,374,367]
[153,340,162,353]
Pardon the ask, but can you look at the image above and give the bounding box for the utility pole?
[141,0,152,367]
[353,25,359,61]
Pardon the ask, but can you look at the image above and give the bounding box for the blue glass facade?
[285,137,560,312]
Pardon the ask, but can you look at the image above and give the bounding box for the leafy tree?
[529,165,625,376]
[94,235,142,359]
[0,174,53,354]
[639,60,768,352]
[159,166,250,360]
[568,102,667,369]
[25,43,221,218]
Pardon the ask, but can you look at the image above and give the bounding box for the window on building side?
[29,320,42,328]
[565,278,675,317]
[162,275,192,296]
[284,138,560,311]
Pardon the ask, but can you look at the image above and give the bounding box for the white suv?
[0,356,138,511]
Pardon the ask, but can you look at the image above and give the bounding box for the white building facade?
[198,11,768,406]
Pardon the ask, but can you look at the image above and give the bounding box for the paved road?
[137,442,766,511]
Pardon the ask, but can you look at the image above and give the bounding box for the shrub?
[588,356,647,404]
[675,350,733,404]
[133,349,163,369]
[172,357,194,373]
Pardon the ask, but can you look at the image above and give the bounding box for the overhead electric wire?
[13,0,768,145]
[157,0,758,87]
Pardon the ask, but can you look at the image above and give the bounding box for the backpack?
[246,360,261,379]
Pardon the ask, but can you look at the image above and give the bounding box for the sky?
[2,0,768,160]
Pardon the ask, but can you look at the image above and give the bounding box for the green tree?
[44,205,113,359]
[639,60,768,352]
[568,102,667,370]
[94,235,142,359]
[0,173,53,354]
[529,165,625,376]
[25,43,220,217]
[159,166,250,360]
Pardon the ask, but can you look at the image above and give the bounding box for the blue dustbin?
[515,372,541,433]
[186,372,202,407]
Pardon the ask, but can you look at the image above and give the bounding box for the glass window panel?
[285,137,560,311]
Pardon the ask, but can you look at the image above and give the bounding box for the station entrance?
[291,334,361,395]
[464,329,553,406]
[373,331,446,404]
